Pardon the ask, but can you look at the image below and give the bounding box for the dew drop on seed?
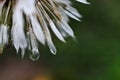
[29,50,40,61]
[50,48,57,55]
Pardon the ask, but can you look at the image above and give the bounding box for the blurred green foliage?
[48,0,120,80]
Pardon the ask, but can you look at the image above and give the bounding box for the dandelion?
[0,0,89,60]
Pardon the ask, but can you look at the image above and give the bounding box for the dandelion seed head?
[0,0,89,60]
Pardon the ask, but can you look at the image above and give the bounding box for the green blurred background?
[1,0,120,80]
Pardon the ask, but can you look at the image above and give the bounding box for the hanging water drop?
[29,49,40,61]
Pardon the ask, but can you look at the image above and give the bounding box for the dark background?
[0,0,120,80]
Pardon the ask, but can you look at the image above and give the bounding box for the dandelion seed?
[0,0,89,60]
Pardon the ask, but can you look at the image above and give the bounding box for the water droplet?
[50,49,56,55]
[29,50,40,61]
[48,42,57,55]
